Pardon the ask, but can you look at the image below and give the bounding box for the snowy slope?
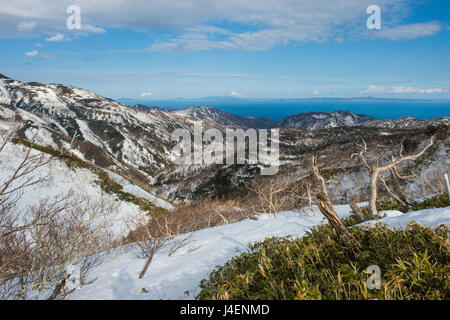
[105,170,174,210]
[67,204,450,300]
[275,110,376,129]
[0,124,147,236]
[0,117,174,212]
[362,207,450,228]
[2,76,449,204]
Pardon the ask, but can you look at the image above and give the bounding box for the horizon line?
[117,96,450,102]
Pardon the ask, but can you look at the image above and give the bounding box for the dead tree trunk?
[369,167,381,218]
[139,255,154,279]
[350,201,365,222]
[390,168,410,205]
[353,137,434,217]
[305,182,312,207]
[445,174,450,200]
[311,157,359,246]
[368,138,434,217]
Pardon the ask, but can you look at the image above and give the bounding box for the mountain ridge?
[274,110,376,129]
[1,74,448,203]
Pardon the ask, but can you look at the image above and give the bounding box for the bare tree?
[393,168,447,197]
[445,174,450,199]
[126,215,169,279]
[352,137,434,217]
[1,126,117,299]
[311,157,359,246]
[0,127,52,197]
[0,125,53,297]
[151,213,193,257]
[247,177,290,216]
[1,191,118,300]
[305,180,313,207]
[349,201,365,222]
[246,175,310,217]
[125,212,194,279]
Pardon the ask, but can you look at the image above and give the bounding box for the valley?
[1,74,448,205]
[0,74,449,301]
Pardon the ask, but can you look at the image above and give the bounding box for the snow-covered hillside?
[0,121,174,236]
[67,204,450,300]
[105,169,174,210]
[1,75,449,203]
[275,110,376,129]
[0,142,141,237]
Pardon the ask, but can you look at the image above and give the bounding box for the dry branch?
[311,157,359,246]
[353,137,434,216]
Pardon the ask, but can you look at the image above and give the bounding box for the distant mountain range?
[1,73,448,202]
[274,110,375,129]
[119,96,450,106]
[170,105,275,129]
[130,103,446,131]
[118,95,450,122]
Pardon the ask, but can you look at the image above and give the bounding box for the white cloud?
[37,52,56,59]
[140,92,153,97]
[12,70,288,82]
[374,21,441,40]
[313,91,320,95]
[82,25,106,34]
[229,90,243,97]
[0,0,416,50]
[361,85,448,94]
[390,86,447,94]
[46,33,64,42]
[360,85,385,94]
[25,50,38,56]
[17,21,37,31]
[56,51,79,56]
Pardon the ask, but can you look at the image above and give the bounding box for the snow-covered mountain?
[275,110,376,129]
[0,75,190,176]
[1,74,449,204]
[0,76,269,177]
[0,121,173,236]
[172,105,275,129]
[0,75,284,204]
[366,116,450,129]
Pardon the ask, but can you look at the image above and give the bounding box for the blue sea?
[119,98,450,121]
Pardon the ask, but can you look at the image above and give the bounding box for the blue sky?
[0,0,449,100]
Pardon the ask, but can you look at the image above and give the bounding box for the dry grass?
[125,199,251,243]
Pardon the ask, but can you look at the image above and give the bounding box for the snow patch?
[68,204,449,300]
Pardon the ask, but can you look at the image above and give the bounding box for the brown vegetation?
[1,126,117,299]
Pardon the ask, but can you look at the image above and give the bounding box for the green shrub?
[197,222,449,300]
[411,194,450,211]
[360,193,450,217]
